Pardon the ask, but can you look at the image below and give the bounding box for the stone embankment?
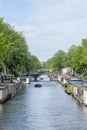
[58,74,87,106]
[0,75,30,103]
[0,81,25,103]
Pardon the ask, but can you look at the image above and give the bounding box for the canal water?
[0,81,87,130]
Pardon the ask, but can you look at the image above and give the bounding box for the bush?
[65,83,72,93]
[64,83,67,88]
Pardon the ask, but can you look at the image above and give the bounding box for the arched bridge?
[29,72,41,81]
[29,71,58,81]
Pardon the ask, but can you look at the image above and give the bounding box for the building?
[61,67,73,75]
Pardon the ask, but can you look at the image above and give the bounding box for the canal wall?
[0,82,25,104]
[0,75,31,104]
[58,74,87,106]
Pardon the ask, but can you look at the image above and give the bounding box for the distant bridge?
[29,71,58,81]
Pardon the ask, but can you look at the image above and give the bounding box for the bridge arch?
[29,71,58,81]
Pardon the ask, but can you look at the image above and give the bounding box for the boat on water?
[35,84,42,87]
[65,89,72,95]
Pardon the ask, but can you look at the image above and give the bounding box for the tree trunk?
[3,64,7,75]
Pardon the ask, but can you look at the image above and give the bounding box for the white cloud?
[11,0,87,61]
[12,23,40,38]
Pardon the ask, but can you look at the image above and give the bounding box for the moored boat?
[35,84,42,87]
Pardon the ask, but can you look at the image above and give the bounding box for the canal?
[0,81,87,130]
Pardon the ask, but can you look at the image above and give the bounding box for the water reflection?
[83,105,87,115]
[37,74,50,81]
[0,105,3,113]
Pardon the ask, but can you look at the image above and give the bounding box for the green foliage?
[0,18,41,76]
[28,55,42,71]
[65,83,72,93]
[83,73,87,79]
[45,50,66,71]
[67,45,77,68]
[45,38,87,77]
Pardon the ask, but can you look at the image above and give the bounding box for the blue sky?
[0,0,87,61]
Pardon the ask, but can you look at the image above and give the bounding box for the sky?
[0,0,87,61]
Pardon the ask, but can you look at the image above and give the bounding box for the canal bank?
[58,74,87,106]
[0,75,29,103]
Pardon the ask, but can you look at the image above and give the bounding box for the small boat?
[35,84,42,87]
[65,89,72,95]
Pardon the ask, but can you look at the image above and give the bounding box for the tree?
[0,18,41,76]
[29,55,41,71]
[45,50,66,71]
